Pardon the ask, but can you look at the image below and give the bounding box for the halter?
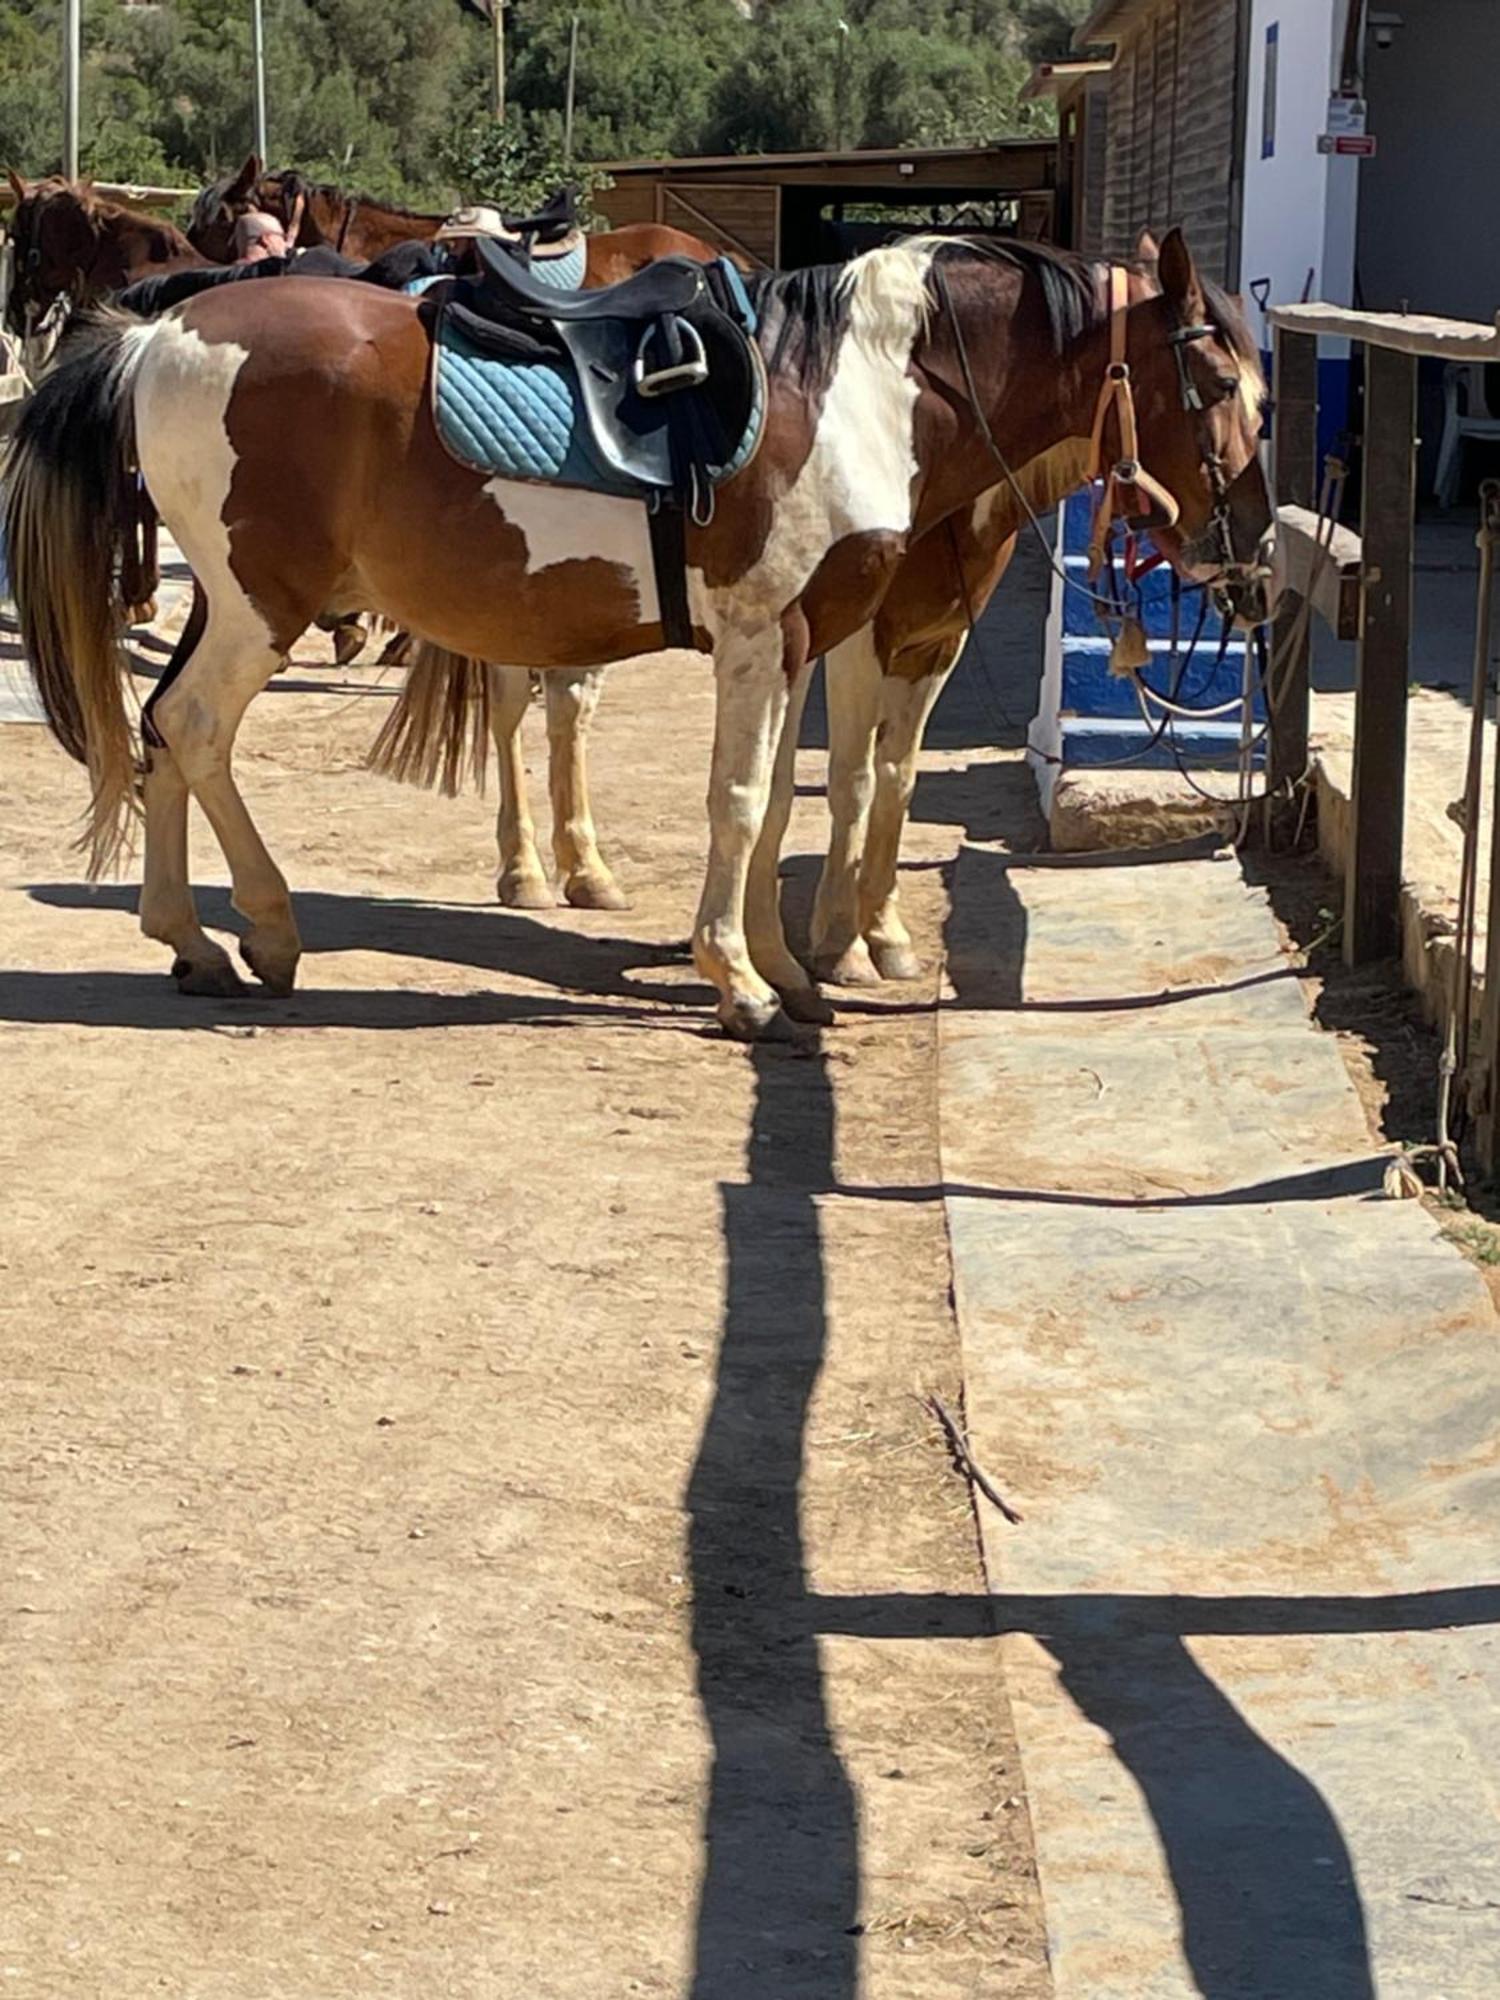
[1085,265,1260,593]
[1085,265,1182,575]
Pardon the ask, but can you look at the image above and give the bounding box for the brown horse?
[4,230,1273,1039]
[186,158,442,263]
[3,173,211,336]
[187,156,752,281]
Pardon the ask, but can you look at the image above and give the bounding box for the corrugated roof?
[1073,0,1157,50]
[595,140,1054,175]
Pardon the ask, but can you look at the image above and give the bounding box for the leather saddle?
[433,235,762,514]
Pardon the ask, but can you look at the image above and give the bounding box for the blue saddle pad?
[431,262,764,501]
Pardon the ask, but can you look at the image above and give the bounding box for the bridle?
[1084,264,1257,590]
[932,254,1267,609]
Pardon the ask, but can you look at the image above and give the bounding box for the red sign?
[1318,132,1377,157]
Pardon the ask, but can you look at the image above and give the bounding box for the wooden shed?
[1070,0,1250,285]
[592,140,1062,269]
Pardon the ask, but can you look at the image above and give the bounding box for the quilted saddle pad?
[431,309,764,501]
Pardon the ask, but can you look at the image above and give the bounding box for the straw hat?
[434,203,514,243]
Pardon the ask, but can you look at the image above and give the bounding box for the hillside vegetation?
[1,0,1087,206]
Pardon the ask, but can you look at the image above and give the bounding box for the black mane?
[745,263,853,388]
[929,236,1260,368]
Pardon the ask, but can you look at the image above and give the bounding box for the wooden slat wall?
[660,186,779,268]
[1099,0,1238,282]
[594,181,656,229]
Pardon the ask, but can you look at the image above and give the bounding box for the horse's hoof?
[563,872,629,912]
[332,624,365,667]
[497,871,555,911]
[778,983,836,1027]
[869,938,923,982]
[813,939,883,987]
[172,956,247,999]
[239,934,300,996]
[717,992,791,1042]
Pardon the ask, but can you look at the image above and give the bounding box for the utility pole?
[63,0,81,180]
[251,0,269,161]
[492,0,506,122]
[563,14,580,168]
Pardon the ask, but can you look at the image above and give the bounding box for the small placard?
[1318,132,1378,156]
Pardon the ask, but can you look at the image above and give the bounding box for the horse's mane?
[745,264,853,389]
[921,235,1261,373]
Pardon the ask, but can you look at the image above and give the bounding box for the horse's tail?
[3,308,160,874]
[367,642,492,796]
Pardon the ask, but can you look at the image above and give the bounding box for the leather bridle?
[1086,263,1263,592]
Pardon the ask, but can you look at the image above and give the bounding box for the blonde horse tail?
[366,641,492,796]
[2,308,159,875]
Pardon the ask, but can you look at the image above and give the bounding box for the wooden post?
[1343,343,1417,965]
[1471,484,1500,1173]
[1268,327,1317,797]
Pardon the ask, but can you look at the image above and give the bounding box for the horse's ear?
[228,154,261,200]
[1135,228,1160,266]
[6,166,27,204]
[1157,227,1204,317]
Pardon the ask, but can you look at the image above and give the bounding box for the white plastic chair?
[1435,362,1500,508]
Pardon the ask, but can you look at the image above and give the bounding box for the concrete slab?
[941,842,1500,1998]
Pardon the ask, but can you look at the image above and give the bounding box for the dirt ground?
[0,598,1053,1996]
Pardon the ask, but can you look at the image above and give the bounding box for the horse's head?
[1112,229,1276,626]
[4,172,104,335]
[186,154,265,261]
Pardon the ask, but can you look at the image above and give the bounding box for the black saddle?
[438,237,761,508]
[429,234,762,646]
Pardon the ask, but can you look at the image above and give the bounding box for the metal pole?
[492,0,505,122]
[63,0,81,181]
[563,14,579,168]
[251,0,268,162]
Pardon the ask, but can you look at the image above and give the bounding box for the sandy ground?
[0,582,1054,1997]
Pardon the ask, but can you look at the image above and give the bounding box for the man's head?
[233,210,289,263]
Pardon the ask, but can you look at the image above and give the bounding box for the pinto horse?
[4,229,1273,1039]
[4,172,211,337]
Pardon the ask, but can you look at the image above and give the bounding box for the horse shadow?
[10,881,709,1034]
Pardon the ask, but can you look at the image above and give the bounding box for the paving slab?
[941,841,1500,1998]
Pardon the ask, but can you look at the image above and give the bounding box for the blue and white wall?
[1027,495,1259,812]
[1239,0,1361,464]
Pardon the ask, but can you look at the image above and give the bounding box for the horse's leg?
[693,633,802,1041]
[858,642,961,982]
[545,669,627,912]
[810,624,884,987]
[488,664,552,909]
[151,602,302,995]
[745,659,833,1025]
[137,589,243,995]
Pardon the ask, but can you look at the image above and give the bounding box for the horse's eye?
[1213,374,1240,403]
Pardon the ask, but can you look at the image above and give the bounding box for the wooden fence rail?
[1268,298,1500,1171]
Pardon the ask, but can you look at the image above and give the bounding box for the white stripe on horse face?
[133,312,277,664]
[481,478,661,626]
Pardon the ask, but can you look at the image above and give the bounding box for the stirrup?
[633,320,708,398]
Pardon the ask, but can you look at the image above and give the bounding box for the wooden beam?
[1275,504,1363,640]
[1344,345,1417,966]
[1268,301,1500,362]
[1268,329,1318,794]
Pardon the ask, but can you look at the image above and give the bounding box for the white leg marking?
[488,664,552,908]
[544,669,626,910]
[134,320,300,991]
[693,634,795,1040]
[811,623,884,985]
[745,659,830,1022]
[860,649,960,982]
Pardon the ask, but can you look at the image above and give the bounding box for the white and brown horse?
[4,230,1272,1038]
